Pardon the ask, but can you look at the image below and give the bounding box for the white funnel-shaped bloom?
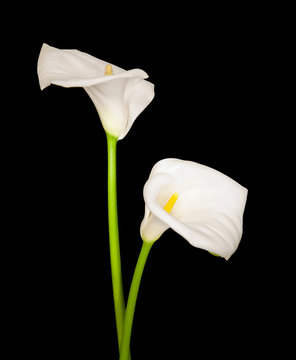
[140,159,248,260]
[37,43,154,139]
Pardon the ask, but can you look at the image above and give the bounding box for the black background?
[5,4,292,359]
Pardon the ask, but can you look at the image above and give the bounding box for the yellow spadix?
[163,193,179,213]
[105,64,113,75]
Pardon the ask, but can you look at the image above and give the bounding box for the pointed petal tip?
[39,82,48,91]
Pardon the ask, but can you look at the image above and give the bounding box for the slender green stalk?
[120,241,154,360]
[106,132,128,356]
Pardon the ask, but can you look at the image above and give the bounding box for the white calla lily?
[37,43,154,139]
[140,158,248,260]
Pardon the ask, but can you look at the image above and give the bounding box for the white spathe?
[37,43,154,139]
[140,159,248,260]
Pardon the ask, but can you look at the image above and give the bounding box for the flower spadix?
[140,159,248,260]
[37,43,154,139]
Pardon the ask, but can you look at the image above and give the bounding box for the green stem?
[120,241,154,360]
[106,132,127,356]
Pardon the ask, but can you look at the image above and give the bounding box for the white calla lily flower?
[140,159,248,260]
[37,43,154,139]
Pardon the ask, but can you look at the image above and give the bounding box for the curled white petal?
[37,43,154,139]
[140,173,175,242]
[37,43,148,89]
[140,159,248,260]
